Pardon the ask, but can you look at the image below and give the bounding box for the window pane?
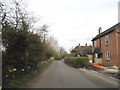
[106,52,110,60]
[108,53,110,59]
[105,36,109,45]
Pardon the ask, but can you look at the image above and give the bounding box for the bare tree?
[1,0,37,32]
[48,36,59,52]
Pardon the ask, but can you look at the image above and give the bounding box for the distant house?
[91,23,120,67]
[71,44,92,60]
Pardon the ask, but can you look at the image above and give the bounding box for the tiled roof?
[74,46,81,51]
[72,45,92,54]
[81,46,92,54]
[92,22,120,41]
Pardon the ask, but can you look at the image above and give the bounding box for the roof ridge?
[92,22,120,41]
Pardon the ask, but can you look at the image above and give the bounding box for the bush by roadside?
[64,57,89,68]
[3,60,53,88]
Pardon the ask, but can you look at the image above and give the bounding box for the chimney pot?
[99,27,102,34]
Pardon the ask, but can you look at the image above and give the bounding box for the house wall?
[94,29,119,66]
[87,54,92,60]
[94,38,100,48]
[101,31,118,66]
[117,27,120,68]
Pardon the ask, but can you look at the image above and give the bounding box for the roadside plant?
[64,57,89,68]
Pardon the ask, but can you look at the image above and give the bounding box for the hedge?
[64,57,89,68]
[2,60,53,88]
[54,52,62,60]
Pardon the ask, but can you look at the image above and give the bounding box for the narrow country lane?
[24,60,118,88]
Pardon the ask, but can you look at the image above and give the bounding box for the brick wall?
[117,27,120,68]
[94,29,119,66]
[101,31,118,66]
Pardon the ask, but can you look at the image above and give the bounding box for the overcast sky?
[27,0,119,52]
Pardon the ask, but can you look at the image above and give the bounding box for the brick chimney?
[99,27,102,34]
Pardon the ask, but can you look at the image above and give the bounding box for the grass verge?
[4,60,53,88]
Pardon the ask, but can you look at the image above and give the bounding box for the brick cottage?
[92,23,120,68]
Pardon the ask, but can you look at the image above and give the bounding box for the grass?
[4,60,53,88]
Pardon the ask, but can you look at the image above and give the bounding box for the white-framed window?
[105,36,109,45]
[105,52,110,60]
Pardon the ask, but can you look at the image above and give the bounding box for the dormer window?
[105,36,109,46]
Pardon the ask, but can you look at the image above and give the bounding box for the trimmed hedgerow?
[64,57,89,68]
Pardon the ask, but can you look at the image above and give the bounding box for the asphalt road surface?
[24,60,119,88]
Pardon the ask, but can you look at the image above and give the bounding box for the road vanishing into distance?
[23,60,118,88]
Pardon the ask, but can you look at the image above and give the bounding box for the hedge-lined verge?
[3,60,53,88]
[64,57,89,68]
